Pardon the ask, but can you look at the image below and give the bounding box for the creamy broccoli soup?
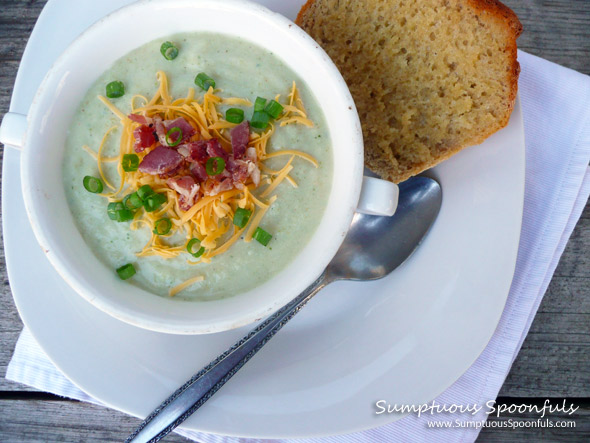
[63,32,332,300]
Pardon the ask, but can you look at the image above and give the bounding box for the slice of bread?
[296,0,522,183]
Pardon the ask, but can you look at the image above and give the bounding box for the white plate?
[3,0,524,438]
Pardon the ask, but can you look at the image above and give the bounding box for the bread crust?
[296,0,522,183]
[468,0,523,37]
[295,0,315,25]
[467,0,522,133]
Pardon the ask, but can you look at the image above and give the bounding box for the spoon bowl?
[128,176,442,443]
[328,176,442,281]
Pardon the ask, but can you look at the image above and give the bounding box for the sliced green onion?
[143,193,167,212]
[106,81,125,98]
[107,202,123,220]
[153,218,172,235]
[233,208,252,229]
[252,227,272,246]
[206,157,225,175]
[117,210,134,222]
[165,127,183,147]
[122,154,139,172]
[254,97,267,112]
[83,176,103,193]
[107,202,133,222]
[187,238,205,258]
[123,192,143,210]
[194,72,216,91]
[116,263,136,280]
[264,100,284,119]
[137,185,155,201]
[250,111,270,130]
[225,108,244,124]
[160,41,179,60]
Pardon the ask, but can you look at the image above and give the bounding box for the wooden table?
[0,0,588,441]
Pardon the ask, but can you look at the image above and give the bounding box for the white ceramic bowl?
[5,0,396,334]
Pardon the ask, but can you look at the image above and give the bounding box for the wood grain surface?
[0,0,589,441]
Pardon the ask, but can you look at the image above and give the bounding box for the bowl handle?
[0,112,27,151]
[357,176,399,216]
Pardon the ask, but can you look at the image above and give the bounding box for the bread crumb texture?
[297,0,522,183]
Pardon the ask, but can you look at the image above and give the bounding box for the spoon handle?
[126,272,329,443]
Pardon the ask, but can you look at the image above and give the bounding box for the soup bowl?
[0,0,397,334]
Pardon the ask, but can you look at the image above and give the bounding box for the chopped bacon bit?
[205,138,229,161]
[190,161,208,182]
[226,157,249,184]
[225,156,238,172]
[155,117,196,146]
[154,115,167,143]
[186,141,209,162]
[128,114,152,125]
[249,162,261,186]
[133,125,157,152]
[245,147,257,162]
[138,146,184,175]
[177,145,191,158]
[168,176,200,211]
[168,118,195,138]
[203,177,234,196]
[230,121,250,159]
[159,164,183,179]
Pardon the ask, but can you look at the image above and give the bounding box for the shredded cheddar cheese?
[96,126,118,190]
[82,145,118,162]
[87,71,317,294]
[260,156,295,198]
[277,82,314,127]
[169,275,205,297]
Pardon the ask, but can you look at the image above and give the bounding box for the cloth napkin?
[6,50,590,442]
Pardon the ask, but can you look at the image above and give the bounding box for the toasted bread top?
[297,0,522,183]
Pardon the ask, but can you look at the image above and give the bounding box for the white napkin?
[7,50,590,442]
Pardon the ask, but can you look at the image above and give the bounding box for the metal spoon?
[127,176,442,443]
